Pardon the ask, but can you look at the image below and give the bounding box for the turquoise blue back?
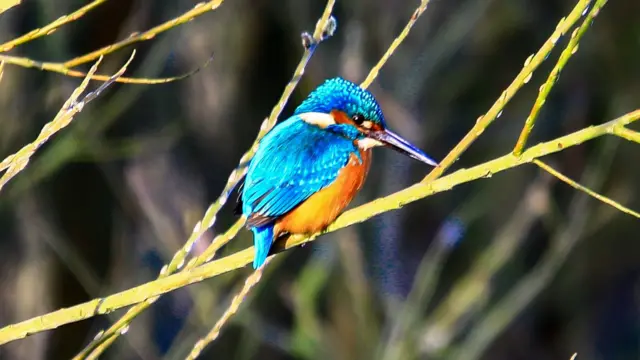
[241,77,384,268]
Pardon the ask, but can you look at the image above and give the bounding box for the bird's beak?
[369,129,438,166]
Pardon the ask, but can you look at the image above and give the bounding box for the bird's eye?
[352,114,365,125]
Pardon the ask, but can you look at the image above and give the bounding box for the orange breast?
[275,149,371,236]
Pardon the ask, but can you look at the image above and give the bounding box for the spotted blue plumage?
[294,77,386,126]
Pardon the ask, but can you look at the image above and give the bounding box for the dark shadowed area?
[0,0,638,359]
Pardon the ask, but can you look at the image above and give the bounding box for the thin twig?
[513,0,605,155]
[0,52,135,192]
[534,159,640,218]
[0,53,214,84]
[423,0,593,183]
[360,0,433,89]
[1,109,637,346]
[0,0,106,52]
[185,258,272,360]
[63,0,225,68]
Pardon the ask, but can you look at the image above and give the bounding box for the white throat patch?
[356,137,383,150]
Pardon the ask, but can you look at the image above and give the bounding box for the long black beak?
[370,129,438,166]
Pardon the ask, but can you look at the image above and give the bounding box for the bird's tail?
[251,225,274,269]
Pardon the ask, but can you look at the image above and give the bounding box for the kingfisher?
[238,77,438,269]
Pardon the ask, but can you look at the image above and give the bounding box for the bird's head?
[294,77,438,166]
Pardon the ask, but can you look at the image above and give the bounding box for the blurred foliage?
[0,0,639,359]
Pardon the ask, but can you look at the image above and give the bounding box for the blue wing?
[241,116,358,227]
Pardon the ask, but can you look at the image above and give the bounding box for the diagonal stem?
[0,53,214,84]
[185,258,272,360]
[63,0,225,68]
[534,159,640,218]
[360,0,433,89]
[514,0,607,155]
[0,0,106,52]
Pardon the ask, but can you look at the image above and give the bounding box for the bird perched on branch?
[238,77,438,269]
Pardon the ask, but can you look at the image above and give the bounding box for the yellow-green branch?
[360,0,433,89]
[185,258,272,360]
[1,109,637,347]
[0,53,213,84]
[534,159,640,218]
[514,0,607,155]
[63,0,225,68]
[0,0,106,52]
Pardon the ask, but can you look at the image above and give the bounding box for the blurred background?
[0,0,639,359]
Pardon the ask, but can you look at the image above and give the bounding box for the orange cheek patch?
[330,110,354,125]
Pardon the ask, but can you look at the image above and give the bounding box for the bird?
[238,77,438,269]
